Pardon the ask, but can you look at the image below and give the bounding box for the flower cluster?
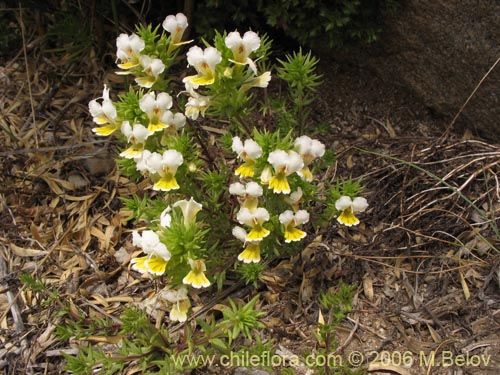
[89,13,280,321]
[115,13,189,88]
[182,30,271,120]
[130,197,207,321]
[87,12,369,325]
[230,135,326,261]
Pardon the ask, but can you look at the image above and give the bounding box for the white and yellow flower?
[131,230,171,275]
[284,187,303,212]
[335,196,368,227]
[139,92,173,132]
[232,226,261,263]
[135,55,165,88]
[162,286,190,322]
[236,207,270,242]
[134,150,152,175]
[162,13,190,47]
[119,121,151,159]
[158,112,186,147]
[116,33,145,71]
[184,84,211,120]
[163,111,186,132]
[183,46,222,86]
[279,210,309,243]
[146,150,184,191]
[89,85,121,136]
[183,259,210,289]
[240,71,272,92]
[267,150,304,194]
[173,197,202,227]
[185,94,210,120]
[294,136,325,181]
[232,136,263,177]
[225,31,260,74]
[229,181,263,211]
[259,165,273,185]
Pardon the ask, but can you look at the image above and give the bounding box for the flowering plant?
[88,13,368,325]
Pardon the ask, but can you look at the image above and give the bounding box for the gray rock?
[337,0,500,140]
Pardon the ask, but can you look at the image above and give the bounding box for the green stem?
[234,113,252,137]
[172,100,218,170]
[296,91,304,135]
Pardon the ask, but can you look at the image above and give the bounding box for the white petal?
[160,207,172,228]
[160,110,173,124]
[120,121,132,137]
[162,285,188,303]
[335,196,353,211]
[295,210,310,225]
[174,198,202,226]
[133,124,151,142]
[102,84,110,100]
[288,187,303,204]
[139,93,156,114]
[116,33,130,51]
[162,15,178,33]
[352,197,368,213]
[162,149,183,167]
[225,31,242,49]
[186,46,204,67]
[259,166,272,184]
[251,71,271,88]
[242,31,260,52]
[185,109,199,120]
[183,77,200,91]
[174,13,188,28]
[236,207,254,226]
[102,100,117,120]
[295,135,312,154]
[116,50,128,61]
[231,136,244,155]
[149,59,166,76]
[88,99,102,117]
[172,112,186,129]
[140,230,161,254]
[245,181,263,197]
[279,210,294,225]
[232,226,248,242]
[156,92,173,110]
[129,34,145,53]
[267,150,288,169]
[243,139,262,159]
[203,47,222,69]
[134,150,151,172]
[311,140,325,157]
[154,242,171,260]
[139,54,152,67]
[132,230,142,247]
[285,151,304,174]
[135,150,151,172]
[253,207,270,223]
[229,182,246,196]
[145,152,163,173]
